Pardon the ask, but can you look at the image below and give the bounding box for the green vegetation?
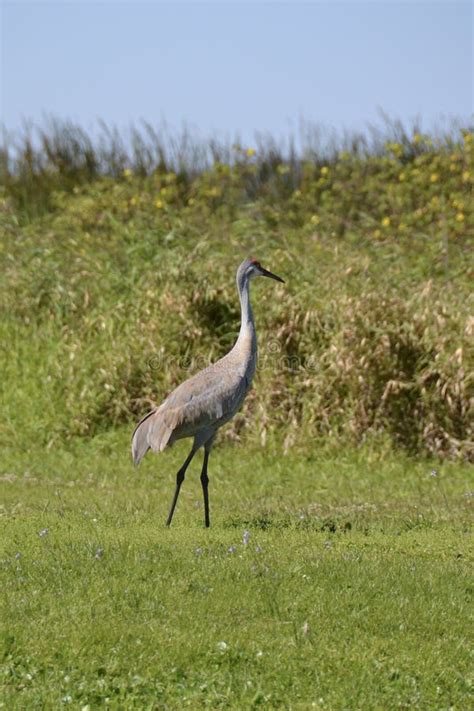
[1,122,473,458]
[1,437,473,708]
[0,120,473,708]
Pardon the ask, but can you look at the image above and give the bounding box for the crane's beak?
[259,266,285,283]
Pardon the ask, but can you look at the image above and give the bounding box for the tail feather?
[131,410,155,465]
[131,408,174,465]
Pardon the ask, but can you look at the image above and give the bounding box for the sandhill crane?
[131,258,284,527]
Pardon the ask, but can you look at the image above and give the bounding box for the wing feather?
[131,356,251,465]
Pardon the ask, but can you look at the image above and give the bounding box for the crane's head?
[238,258,285,285]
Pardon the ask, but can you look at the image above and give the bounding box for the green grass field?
[1,433,473,709]
[1,122,473,708]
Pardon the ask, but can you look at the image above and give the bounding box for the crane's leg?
[166,445,197,527]
[200,437,215,528]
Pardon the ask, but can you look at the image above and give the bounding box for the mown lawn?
[1,432,472,709]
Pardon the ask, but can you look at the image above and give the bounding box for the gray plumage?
[131,257,284,527]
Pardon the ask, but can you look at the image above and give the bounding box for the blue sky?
[1,1,472,141]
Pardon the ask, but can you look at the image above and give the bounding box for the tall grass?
[0,117,472,460]
[1,115,470,219]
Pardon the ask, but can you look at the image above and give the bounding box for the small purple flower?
[430,469,438,478]
[94,548,104,559]
[228,546,237,554]
[242,530,250,546]
[255,545,263,554]
[38,528,49,538]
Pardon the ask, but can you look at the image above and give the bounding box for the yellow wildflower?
[430,173,439,183]
[123,168,133,178]
[130,197,137,206]
[413,134,422,145]
[449,163,457,172]
[456,212,465,222]
[381,217,391,228]
[463,133,472,144]
[462,171,471,182]
[310,215,320,225]
[320,166,329,176]
[155,199,164,209]
[246,148,256,158]
[398,172,406,182]
[373,229,381,238]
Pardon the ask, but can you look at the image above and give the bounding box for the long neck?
[236,274,256,346]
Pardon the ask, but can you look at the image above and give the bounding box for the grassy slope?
[1,132,473,459]
[1,432,473,709]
